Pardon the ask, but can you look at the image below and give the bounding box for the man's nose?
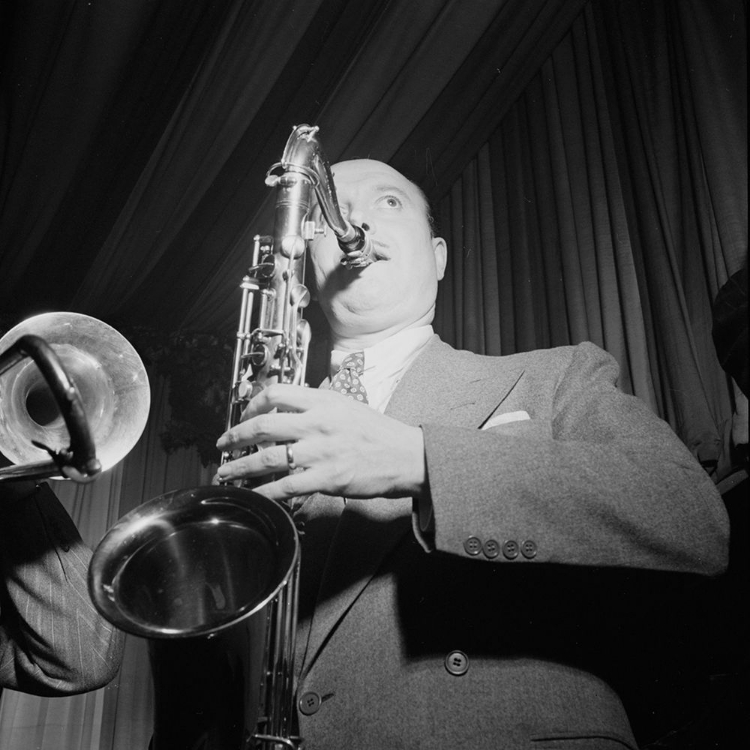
[349,207,373,233]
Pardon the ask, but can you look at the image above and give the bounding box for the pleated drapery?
[434,0,746,475]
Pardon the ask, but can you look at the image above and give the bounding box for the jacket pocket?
[530,733,637,750]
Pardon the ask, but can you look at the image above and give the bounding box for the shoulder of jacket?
[431,336,609,371]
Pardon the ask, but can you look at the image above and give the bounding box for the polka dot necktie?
[330,351,369,404]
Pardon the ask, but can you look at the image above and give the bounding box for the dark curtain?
[0,0,588,334]
[434,0,746,478]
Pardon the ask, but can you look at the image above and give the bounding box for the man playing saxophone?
[216,158,729,749]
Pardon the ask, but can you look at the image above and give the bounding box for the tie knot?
[331,351,368,403]
[340,351,365,375]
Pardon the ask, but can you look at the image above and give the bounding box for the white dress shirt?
[329,326,434,413]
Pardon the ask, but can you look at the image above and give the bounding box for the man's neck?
[329,307,436,351]
[331,320,430,352]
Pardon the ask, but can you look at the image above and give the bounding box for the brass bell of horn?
[0,312,150,481]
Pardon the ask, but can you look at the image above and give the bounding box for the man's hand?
[215,384,426,501]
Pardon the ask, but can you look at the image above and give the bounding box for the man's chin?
[329,290,400,321]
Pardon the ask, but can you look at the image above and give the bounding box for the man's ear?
[432,236,447,280]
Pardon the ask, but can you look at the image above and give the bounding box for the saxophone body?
[89,125,370,750]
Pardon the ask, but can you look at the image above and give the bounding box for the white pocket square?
[482,410,531,429]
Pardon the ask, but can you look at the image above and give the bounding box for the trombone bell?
[0,312,150,478]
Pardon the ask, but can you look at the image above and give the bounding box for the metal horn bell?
[0,312,150,480]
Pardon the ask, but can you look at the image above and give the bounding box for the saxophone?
[88,125,373,750]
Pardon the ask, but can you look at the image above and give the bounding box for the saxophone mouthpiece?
[338,224,375,269]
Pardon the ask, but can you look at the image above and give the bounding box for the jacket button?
[298,691,321,715]
[521,539,538,559]
[483,539,500,558]
[445,650,469,676]
[502,540,519,559]
[463,536,482,556]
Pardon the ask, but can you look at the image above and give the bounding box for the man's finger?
[241,383,333,419]
[251,467,329,502]
[217,412,305,451]
[215,444,292,480]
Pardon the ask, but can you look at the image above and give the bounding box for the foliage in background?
[128,327,233,467]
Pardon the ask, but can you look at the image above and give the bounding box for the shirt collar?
[330,325,434,378]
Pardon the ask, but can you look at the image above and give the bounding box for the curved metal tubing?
[0,334,100,482]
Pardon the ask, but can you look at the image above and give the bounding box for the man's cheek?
[307,255,335,300]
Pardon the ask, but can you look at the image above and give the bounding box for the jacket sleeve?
[0,482,124,696]
[416,342,729,576]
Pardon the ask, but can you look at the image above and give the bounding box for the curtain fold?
[434,0,745,475]
[0,0,237,315]
[0,0,588,335]
[596,0,745,466]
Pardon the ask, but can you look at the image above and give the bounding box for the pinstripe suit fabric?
[0,484,123,696]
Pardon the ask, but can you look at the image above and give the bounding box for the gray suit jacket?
[293,337,728,750]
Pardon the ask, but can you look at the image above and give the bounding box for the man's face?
[309,159,447,339]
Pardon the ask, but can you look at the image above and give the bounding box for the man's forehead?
[331,160,415,195]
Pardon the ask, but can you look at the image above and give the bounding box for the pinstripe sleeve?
[0,482,124,696]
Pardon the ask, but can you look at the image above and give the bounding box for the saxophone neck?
[268,124,374,268]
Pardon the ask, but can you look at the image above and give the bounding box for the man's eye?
[379,195,402,209]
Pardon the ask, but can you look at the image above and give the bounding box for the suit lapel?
[385,336,525,429]
[299,336,525,676]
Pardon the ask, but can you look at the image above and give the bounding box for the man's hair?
[410,179,438,238]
